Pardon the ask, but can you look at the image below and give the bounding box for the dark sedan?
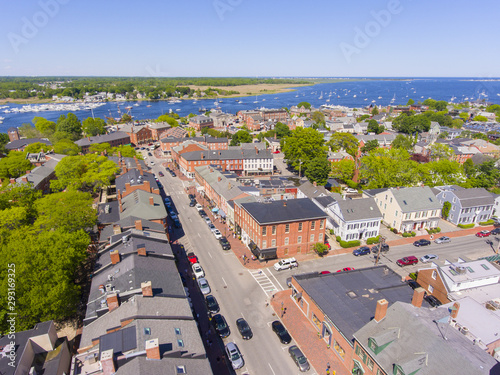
[219,237,231,250]
[271,320,291,344]
[353,246,371,256]
[413,239,431,247]
[213,314,230,338]
[236,318,253,340]
[205,295,220,314]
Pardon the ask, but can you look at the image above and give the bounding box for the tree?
[34,191,97,233]
[56,113,82,140]
[361,140,380,153]
[391,134,415,151]
[451,119,463,129]
[33,117,56,137]
[331,159,355,182]
[53,139,80,156]
[423,99,448,111]
[24,142,51,153]
[429,143,454,161]
[51,154,119,192]
[89,143,111,154]
[275,122,291,138]
[111,145,139,158]
[230,130,252,146]
[0,228,89,332]
[367,120,384,134]
[328,133,359,157]
[313,242,328,256]
[0,133,9,154]
[18,123,41,139]
[82,117,106,136]
[472,160,500,188]
[419,159,465,186]
[473,115,488,122]
[406,99,415,105]
[157,115,179,127]
[438,131,448,140]
[304,156,330,185]
[0,151,33,179]
[459,112,469,121]
[282,128,326,173]
[371,106,379,115]
[311,111,325,127]
[442,201,451,219]
[297,101,311,109]
[357,114,370,122]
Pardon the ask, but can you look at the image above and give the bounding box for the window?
[390,197,392,203]
[367,357,374,370]
[428,285,434,293]
[298,222,303,232]
[333,340,345,359]
[284,237,289,245]
[311,221,316,230]
[395,210,398,217]
[272,225,276,235]
[297,236,302,243]
[311,313,321,329]
[176,366,186,374]
[310,234,314,242]
[263,240,267,248]
[262,227,267,236]
[432,270,437,280]
[177,339,184,347]
[285,224,290,233]
[175,328,181,335]
[271,239,276,246]
[319,233,323,241]
[320,220,324,229]
[368,338,378,353]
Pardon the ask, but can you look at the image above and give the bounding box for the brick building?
[189,115,214,131]
[235,198,328,259]
[75,131,131,154]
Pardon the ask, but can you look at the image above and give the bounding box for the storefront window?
[333,340,345,359]
[311,313,321,330]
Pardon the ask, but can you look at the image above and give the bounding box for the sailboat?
[390,94,396,103]
[253,95,259,104]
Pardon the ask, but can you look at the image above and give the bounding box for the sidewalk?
[271,290,350,375]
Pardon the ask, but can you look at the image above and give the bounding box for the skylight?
[481,264,490,270]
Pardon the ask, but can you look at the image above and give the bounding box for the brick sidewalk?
[271,290,350,375]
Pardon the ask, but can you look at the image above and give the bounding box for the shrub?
[330,229,334,235]
[339,239,361,248]
[411,231,416,237]
[336,236,341,243]
[402,232,412,238]
[366,235,380,245]
[458,223,475,229]
[313,242,329,256]
[435,227,441,233]
[479,219,495,226]
[409,272,418,281]
[346,179,358,189]
[392,228,398,234]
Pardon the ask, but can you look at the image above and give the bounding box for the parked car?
[205,295,220,314]
[336,267,355,272]
[188,194,196,200]
[407,280,421,290]
[396,256,418,267]
[491,228,500,235]
[150,161,155,166]
[424,295,442,307]
[371,243,389,254]
[236,318,253,340]
[225,342,244,370]
[219,237,231,250]
[273,257,298,271]
[198,278,211,295]
[198,210,207,218]
[173,218,182,228]
[434,236,451,244]
[195,203,203,211]
[168,210,178,220]
[353,246,371,256]
[271,320,291,344]
[213,229,223,239]
[420,254,438,263]
[476,230,491,237]
[213,314,230,338]
[319,271,331,275]
[345,188,358,193]
[413,239,431,247]
[187,253,198,264]
[208,223,216,231]
[148,152,152,156]
[204,217,212,226]
[170,171,176,177]
[158,171,164,177]
[189,199,196,207]
[164,197,172,206]
[288,345,310,372]
[192,263,204,279]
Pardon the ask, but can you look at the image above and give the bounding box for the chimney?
[313,181,317,187]
[411,287,425,308]
[125,182,131,191]
[149,197,155,206]
[113,224,121,235]
[26,170,31,175]
[21,177,28,183]
[119,201,123,213]
[141,281,153,296]
[106,293,119,312]
[145,338,160,360]
[110,250,120,264]
[450,302,460,319]
[201,152,204,159]
[138,247,147,256]
[135,219,143,230]
[9,178,16,184]
[122,166,128,174]
[100,349,116,375]
[144,180,151,190]
[283,201,287,207]
[218,177,222,182]
[374,299,388,322]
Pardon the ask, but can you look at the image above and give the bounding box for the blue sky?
[1,0,499,77]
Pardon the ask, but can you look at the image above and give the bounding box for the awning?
[219,210,226,218]
[212,207,219,213]
[249,242,277,260]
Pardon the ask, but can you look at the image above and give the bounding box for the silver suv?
[225,342,244,369]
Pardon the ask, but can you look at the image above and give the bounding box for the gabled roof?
[434,185,494,207]
[121,190,167,221]
[314,195,336,209]
[5,138,52,150]
[333,197,382,222]
[240,198,328,225]
[99,216,165,243]
[115,169,158,195]
[391,186,441,212]
[298,180,330,199]
[75,131,130,147]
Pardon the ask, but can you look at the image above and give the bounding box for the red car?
[336,267,355,272]
[273,150,280,154]
[396,256,418,267]
[187,253,198,264]
[319,271,331,275]
[476,230,491,237]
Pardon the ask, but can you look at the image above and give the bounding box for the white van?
[273,257,298,271]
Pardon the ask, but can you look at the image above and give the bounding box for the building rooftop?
[334,197,383,222]
[75,131,130,147]
[298,180,330,199]
[120,190,167,221]
[5,138,52,150]
[182,147,272,161]
[391,186,442,212]
[115,169,159,195]
[240,198,328,225]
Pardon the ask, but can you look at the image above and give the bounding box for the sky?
[1,0,499,77]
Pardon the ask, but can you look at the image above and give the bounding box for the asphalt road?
[144,149,498,374]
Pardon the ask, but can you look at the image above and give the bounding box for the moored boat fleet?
[2,102,106,114]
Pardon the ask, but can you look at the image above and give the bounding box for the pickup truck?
[273,257,298,271]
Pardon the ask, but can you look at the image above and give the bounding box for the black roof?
[5,138,51,150]
[240,198,328,225]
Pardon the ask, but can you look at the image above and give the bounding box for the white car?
[420,254,439,263]
[198,278,211,295]
[213,229,222,239]
[345,188,357,193]
[204,217,212,226]
[195,203,203,211]
[225,342,244,370]
[192,263,205,279]
[273,257,298,271]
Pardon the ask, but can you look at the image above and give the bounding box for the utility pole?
[374,236,386,266]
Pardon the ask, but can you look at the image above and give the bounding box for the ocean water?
[1,78,500,133]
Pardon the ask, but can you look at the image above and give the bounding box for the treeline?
[0,77,311,100]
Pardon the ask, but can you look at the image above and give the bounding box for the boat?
[353,95,357,98]
[319,91,323,100]
[199,107,206,112]
[253,95,259,104]
[176,109,181,111]
[274,97,278,99]
[134,103,140,107]
[378,96,382,99]
[262,99,266,101]
[147,105,152,107]
[235,99,239,102]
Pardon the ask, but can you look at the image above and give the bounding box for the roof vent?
[347,291,357,299]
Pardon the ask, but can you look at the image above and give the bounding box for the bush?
[411,231,416,237]
[366,235,380,245]
[458,223,475,229]
[479,219,495,226]
[330,229,334,235]
[336,236,341,243]
[313,242,329,256]
[402,232,412,238]
[409,272,418,281]
[346,179,358,189]
[392,228,398,234]
[426,228,442,234]
[339,239,361,248]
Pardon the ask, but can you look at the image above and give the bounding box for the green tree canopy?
[473,115,488,122]
[429,143,454,161]
[19,123,41,139]
[0,151,33,179]
[157,114,179,127]
[361,139,380,153]
[32,117,56,137]
[419,159,465,186]
[371,106,379,115]
[282,127,326,173]
[82,117,106,136]
[89,143,111,154]
[331,159,355,182]
[423,99,448,111]
[53,139,81,156]
[311,111,325,127]
[392,113,431,134]
[275,122,291,138]
[56,113,82,140]
[297,101,311,109]
[391,134,415,151]
[406,99,415,105]
[367,120,384,134]
[230,130,253,146]
[304,156,330,185]
[23,142,51,154]
[0,133,9,154]
[328,132,359,157]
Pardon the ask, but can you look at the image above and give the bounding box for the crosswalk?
[248,269,282,296]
